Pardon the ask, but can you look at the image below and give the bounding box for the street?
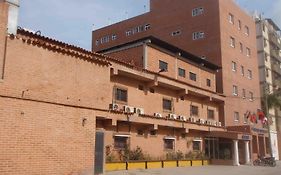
[106,161,281,175]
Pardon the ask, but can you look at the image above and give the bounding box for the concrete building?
[93,0,267,160]
[255,17,281,160]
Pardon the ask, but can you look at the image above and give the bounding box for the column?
[233,140,240,166]
[244,141,250,164]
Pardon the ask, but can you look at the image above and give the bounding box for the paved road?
[106,161,281,175]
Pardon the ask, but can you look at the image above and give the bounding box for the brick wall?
[0,0,8,79]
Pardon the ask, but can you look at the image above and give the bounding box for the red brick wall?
[0,36,111,174]
[0,1,8,79]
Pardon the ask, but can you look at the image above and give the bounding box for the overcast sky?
[18,0,281,50]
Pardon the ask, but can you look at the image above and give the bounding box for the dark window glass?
[190,105,199,116]
[115,88,127,102]
[163,99,172,111]
[114,137,128,149]
[137,130,144,136]
[164,139,174,150]
[207,109,214,119]
[189,72,197,81]
[207,79,211,87]
[178,68,186,77]
[193,141,201,151]
[159,60,168,71]
[150,130,157,136]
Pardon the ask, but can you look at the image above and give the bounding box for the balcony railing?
[269,32,281,49]
[270,49,281,62]
[272,64,281,76]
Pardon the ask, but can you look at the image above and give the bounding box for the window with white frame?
[239,42,243,53]
[230,37,235,47]
[232,61,237,72]
[246,47,251,57]
[245,26,249,36]
[238,20,241,30]
[249,92,254,101]
[242,89,246,98]
[193,31,205,40]
[95,40,99,46]
[112,34,117,40]
[241,66,245,76]
[248,69,252,79]
[144,24,151,31]
[229,13,234,24]
[234,112,239,122]
[171,30,181,36]
[100,35,110,44]
[192,7,204,16]
[233,85,238,96]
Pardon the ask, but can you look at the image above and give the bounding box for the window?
[241,66,245,76]
[171,30,181,36]
[245,26,249,36]
[233,85,238,96]
[248,70,252,79]
[178,68,186,77]
[164,138,175,150]
[126,30,132,36]
[232,61,237,72]
[242,89,246,99]
[193,141,201,151]
[114,136,128,149]
[266,68,269,77]
[229,13,234,24]
[234,112,239,122]
[262,24,266,32]
[207,109,215,119]
[192,7,204,16]
[192,31,205,40]
[150,130,157,136]
[138,85,144,91]
[137,129,144,136]
[112,34,117,40]
[189,72,197,81]
[95,40,99,46]
[238,20,241,30]
[159,60,168,71]
[115,87,127,102]
[244,114,248,124]
[249,92,254,101]
[230,37,235,47]
[239,42,243,53]
[206,79,211,87]
[163,98,172,111]
[100,35,110,44]
[190,105,199,116]
[246,47,251,57]
[144,24,151,31]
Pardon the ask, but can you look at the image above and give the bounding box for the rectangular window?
[189,72,197,81]
[144,24,151,31]
[178,68,186,77]
[163,98,172,111]
[238,20,241,30]
[190,105,199,116]
[114,136,128,149]
[248,70,252,79]
[246,47,251,57]
[230,37,235,47]
[192,31,205,40]
[233,85,238,96]
[171,30,181,36]
[192,7,204,16]
[100,35,110,44]
[229,13,234,24]
[242,89,246,98]
[207,109,215,119]
[244,114,248,124]
[159,60,168,71]
[234,112,239,122]
[193,141,201,151]
[245,26,249,36]
[241,66,245,76]
[164,139,174,150]
[115,87,128,102]
[112,34,117,40]
[240,42,243,53]
[249,92,254,101]
[232,61,237,72]
[95,40,99,46]
[125,30,132,36]
[206,79,211,87]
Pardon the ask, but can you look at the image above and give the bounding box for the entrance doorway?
[94,131,104,175]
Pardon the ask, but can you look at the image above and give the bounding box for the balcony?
[269,32,281,49]
[272,64,281,76]
[270,49,281,62]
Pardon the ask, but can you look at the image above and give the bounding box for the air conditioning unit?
[109,103,119,111]
[134,107,144,115]
[154,113,162,118]
[168,113,177,120]
[198,118,205,124]
[178,115,187,121]
[189,117,196,123]
[217,122,222,127]
[124,105,134,113]
[206,120,212,125]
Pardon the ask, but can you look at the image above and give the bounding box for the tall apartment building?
[93,0,266,160]
[255,17,281,160]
